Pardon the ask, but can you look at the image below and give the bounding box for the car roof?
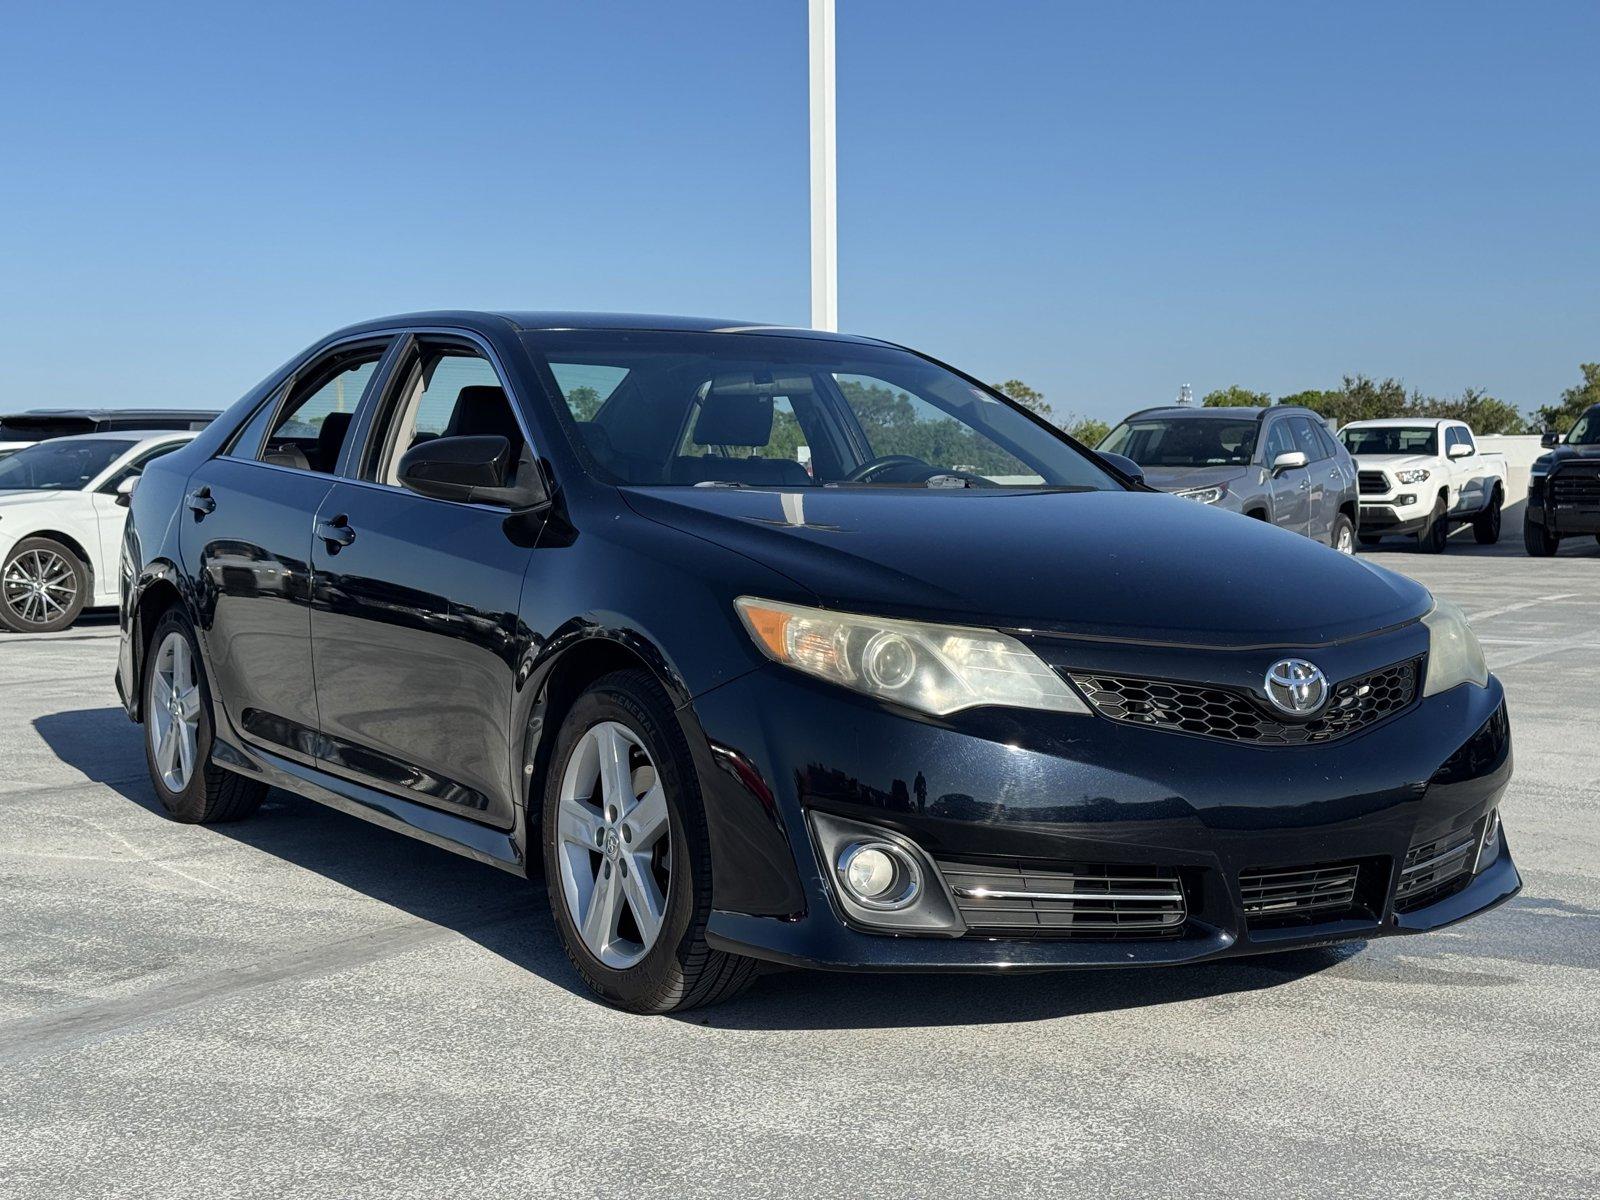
[35,430,195,444]
[326,309,894,346]
[1341,418,1453,429]
[0,408,220,419]
[1119,405,1316,422]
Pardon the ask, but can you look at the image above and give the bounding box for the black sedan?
[116,312,1519,1011]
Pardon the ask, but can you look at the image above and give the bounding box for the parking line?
[1468,594,1579,622]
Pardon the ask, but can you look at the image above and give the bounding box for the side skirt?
[210,734,528,876]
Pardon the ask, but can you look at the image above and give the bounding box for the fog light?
[1397,493,1416,506]
[1474,809,1502,874]
[837,841,921,910]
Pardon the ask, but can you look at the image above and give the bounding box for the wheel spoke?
[177,719,196,782]
[156,721,179,774]
[178,686,201,720]
[596,724,634,813]
[626,782,668,849]
[558,797,602,849]
[580,865,621,952]
[620,856,665,945]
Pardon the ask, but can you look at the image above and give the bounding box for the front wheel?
[1523,516,1561,557]
[542,669,757,1013]
[1473,492,1503,544]
[0,537,88,633]
[1331,515,1356,554]
[143,609,268,822]
[1417,498,1450,553]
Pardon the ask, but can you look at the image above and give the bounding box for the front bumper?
[1358,494,1434,536]
[689,637,1517,972]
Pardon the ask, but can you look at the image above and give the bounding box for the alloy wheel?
[2,547,78,628]
[147,630,202,793]
[1336,525,1355,554]
[555,720,672,969]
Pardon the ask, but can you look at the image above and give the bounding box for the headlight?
[734,597,1090,717]
[1421,598,1489,697]
[1395,468,1431,484]
[1530,455,1553,478]
[1175,484,1227,504]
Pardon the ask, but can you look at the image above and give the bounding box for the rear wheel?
[143,609,267,822]
[1331,515,1356,555]
[1417,497,1450,553]
[1473,491,1503,544]
[1523,516,1561,557]
[543,669,757,1013]
[0,537,87,633]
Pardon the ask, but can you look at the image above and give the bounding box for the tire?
[542,669,757,1013]
[1358,534,1382,548]
[1330,515,1356,555]
[0,537,88,633]
[1417,497,1450,554]
[1473,491,1503,545]
[1523,516,1560,557]
[142,608,268,823]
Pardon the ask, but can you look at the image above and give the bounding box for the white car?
[0,431,195,633]
[1338,418,1509,553]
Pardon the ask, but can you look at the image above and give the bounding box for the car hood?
[1138,465,1254,494]
[621,486,1430,647]
[1546,445,1600,464]
[1352,453,1436,472]
[0,489,69,510]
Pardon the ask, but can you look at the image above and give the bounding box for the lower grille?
[938,861,1186,939]
[1358,470,1389,495]
[1395,820,1483,913]
[1068,659,1420,746]
[1240,862,1360,927]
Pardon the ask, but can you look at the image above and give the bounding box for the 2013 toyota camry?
[116,312,1519,1012]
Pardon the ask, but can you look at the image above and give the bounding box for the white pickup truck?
[1336,418,1508,553]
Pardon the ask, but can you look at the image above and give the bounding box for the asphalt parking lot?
[1,535,1596,1199]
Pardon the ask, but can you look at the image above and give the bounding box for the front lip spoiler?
[704,853,1521,973]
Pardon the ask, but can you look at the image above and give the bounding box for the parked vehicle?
[1097,406,1360,552]
[0,408,217,459]
[1338,419,1508,553]
[0,431,195,633]
[117,312,1517,1012]
[1524,404,1600,556]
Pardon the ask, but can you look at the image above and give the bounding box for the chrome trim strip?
[1399,836,1478,880]
[953,886,1182,903]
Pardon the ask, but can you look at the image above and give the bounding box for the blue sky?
[1,1,1595,424]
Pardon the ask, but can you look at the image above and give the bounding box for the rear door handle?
[316,515,356,550]
[186,487,215,516]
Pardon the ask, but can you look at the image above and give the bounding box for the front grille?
[1551,462,1600,507]
[1394,819,1484,913]
[1358,470,1389,495]
[938,861,1186,939]
[1068,659,1419,746]
[1240,862,1360,927]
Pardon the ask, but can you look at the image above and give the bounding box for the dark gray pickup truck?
[1098,405,1361,553]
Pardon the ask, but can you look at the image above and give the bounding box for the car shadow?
[37,706,1354,1028]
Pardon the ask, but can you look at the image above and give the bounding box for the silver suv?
[1099,405,1361,553]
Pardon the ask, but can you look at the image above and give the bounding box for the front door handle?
[316,515,356,550]
[186,487,215,516]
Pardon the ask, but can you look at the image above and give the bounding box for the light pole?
[809,0,837,331]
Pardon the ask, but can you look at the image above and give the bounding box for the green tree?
[1406,387,1528,435]
[991,379,1054,423]
[1536,363,1600,434]
[1061,415,1111,446]
[1201,385,1271,408]
[565,385,603,421]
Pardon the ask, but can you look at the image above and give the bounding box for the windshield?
[522,331,1120,491]
[1338,426,1438,456]
[1568,411,1599,446]
[1097,417,1259,468]
[0,438,133,491]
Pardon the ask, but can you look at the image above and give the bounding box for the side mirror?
[398,435,549,510]
[1448,442,1473,459]
[113,475,139,508]
[1271,450,1308,475]
[1098,451,1146,486]
[1541,429,1561,449]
